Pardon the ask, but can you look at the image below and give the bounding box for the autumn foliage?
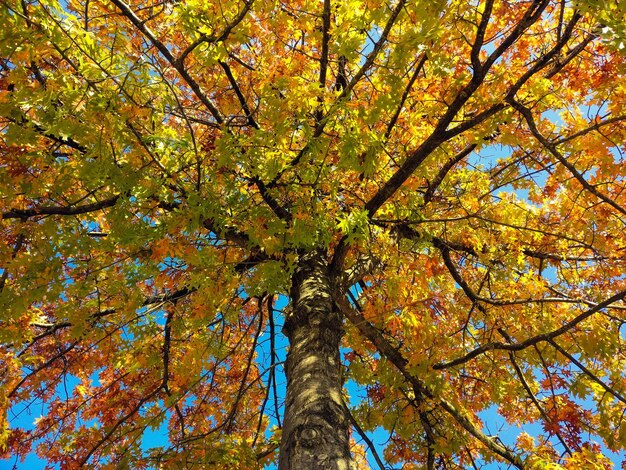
[1,0,626,468]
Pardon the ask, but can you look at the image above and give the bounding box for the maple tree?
[1,0,626,468]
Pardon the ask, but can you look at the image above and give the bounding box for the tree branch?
[364,0,555,217]
[423,144,477,205]
[385,53,428,140]
[470,0,495,74]
[434,288,626,370]
[110,0,224,124]
[219,60,259,129]
[345,404,386,470]
[498,329,574,455]
[332,290,525,469]
[548,338,626,406]
[3,195,121,220]
[177,0,254,64]
[511,99,626,217]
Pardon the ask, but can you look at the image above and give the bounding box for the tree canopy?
[1,0,626,468]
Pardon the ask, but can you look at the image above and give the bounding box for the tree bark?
[279,250,355,470]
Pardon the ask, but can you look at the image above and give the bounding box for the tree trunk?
[279,250,355,470]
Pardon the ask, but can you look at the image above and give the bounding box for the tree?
[1,0,626,467]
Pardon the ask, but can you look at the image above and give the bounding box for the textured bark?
[279,250,354,470]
